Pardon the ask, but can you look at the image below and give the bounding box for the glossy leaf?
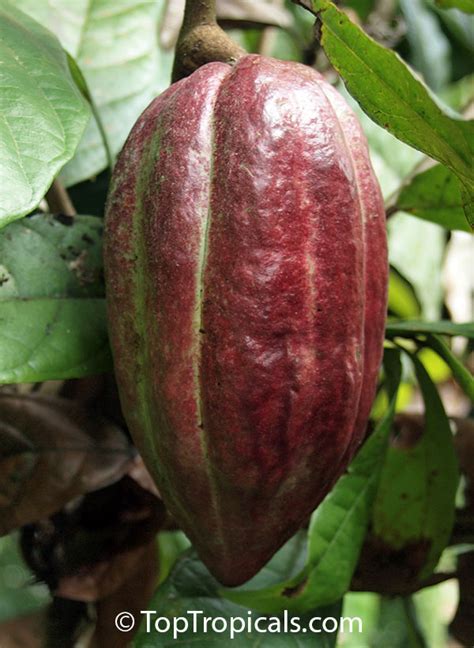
[392,164,470,231]
[15,0,173,186]
[311,0,474,228]
[385,319,474,338]
[0,3,90,226]
[0,213,111,383]
[224,350,402,613]
[134,536,341,647]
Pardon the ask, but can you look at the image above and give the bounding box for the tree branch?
[172,0,245,82]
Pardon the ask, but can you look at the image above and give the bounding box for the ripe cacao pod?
[104,55,387,586]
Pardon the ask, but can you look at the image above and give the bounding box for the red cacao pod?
[104,55,387,586]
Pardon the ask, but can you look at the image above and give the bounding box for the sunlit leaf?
[15,0,173,186]
[0,3,90,226]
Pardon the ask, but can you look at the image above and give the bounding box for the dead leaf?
[0,394,134,535]
[21,476,165,601]
[92,541,158,648]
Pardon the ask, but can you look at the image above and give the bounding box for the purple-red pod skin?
[104,55,387,587]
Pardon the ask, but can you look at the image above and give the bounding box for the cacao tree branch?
[172,0,245,82]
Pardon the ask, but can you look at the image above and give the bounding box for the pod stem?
[172,0,245,82]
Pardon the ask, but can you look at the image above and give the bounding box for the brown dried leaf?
[56,542,154,603]
[0,394,134,535]
[92,541,158,648]
[21,476,165,601]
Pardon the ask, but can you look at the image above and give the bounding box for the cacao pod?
[104,55,387,586]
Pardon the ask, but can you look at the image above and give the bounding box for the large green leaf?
[15,0,173,187]
[0,2,90,227]
[134,536,341,647]
[391,164,470,231]
[435,0,474,13]
[0,213,111,383]
[224,350,402,614]
[311,0,474,228]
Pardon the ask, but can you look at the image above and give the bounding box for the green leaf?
[372,410,457,577]
[391,164,470,231]
[435,0,474,13]
[0,2,90,227]
[0,213,111,383]
[399,0,451,91]
[15,0,173,187]
[407,353,459,578]
[424,334,474,400]
[311,0,474,229]
[388,267,422,319]
[385,319,474,338]
[134,537,341,647]
[224,350,402,614]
